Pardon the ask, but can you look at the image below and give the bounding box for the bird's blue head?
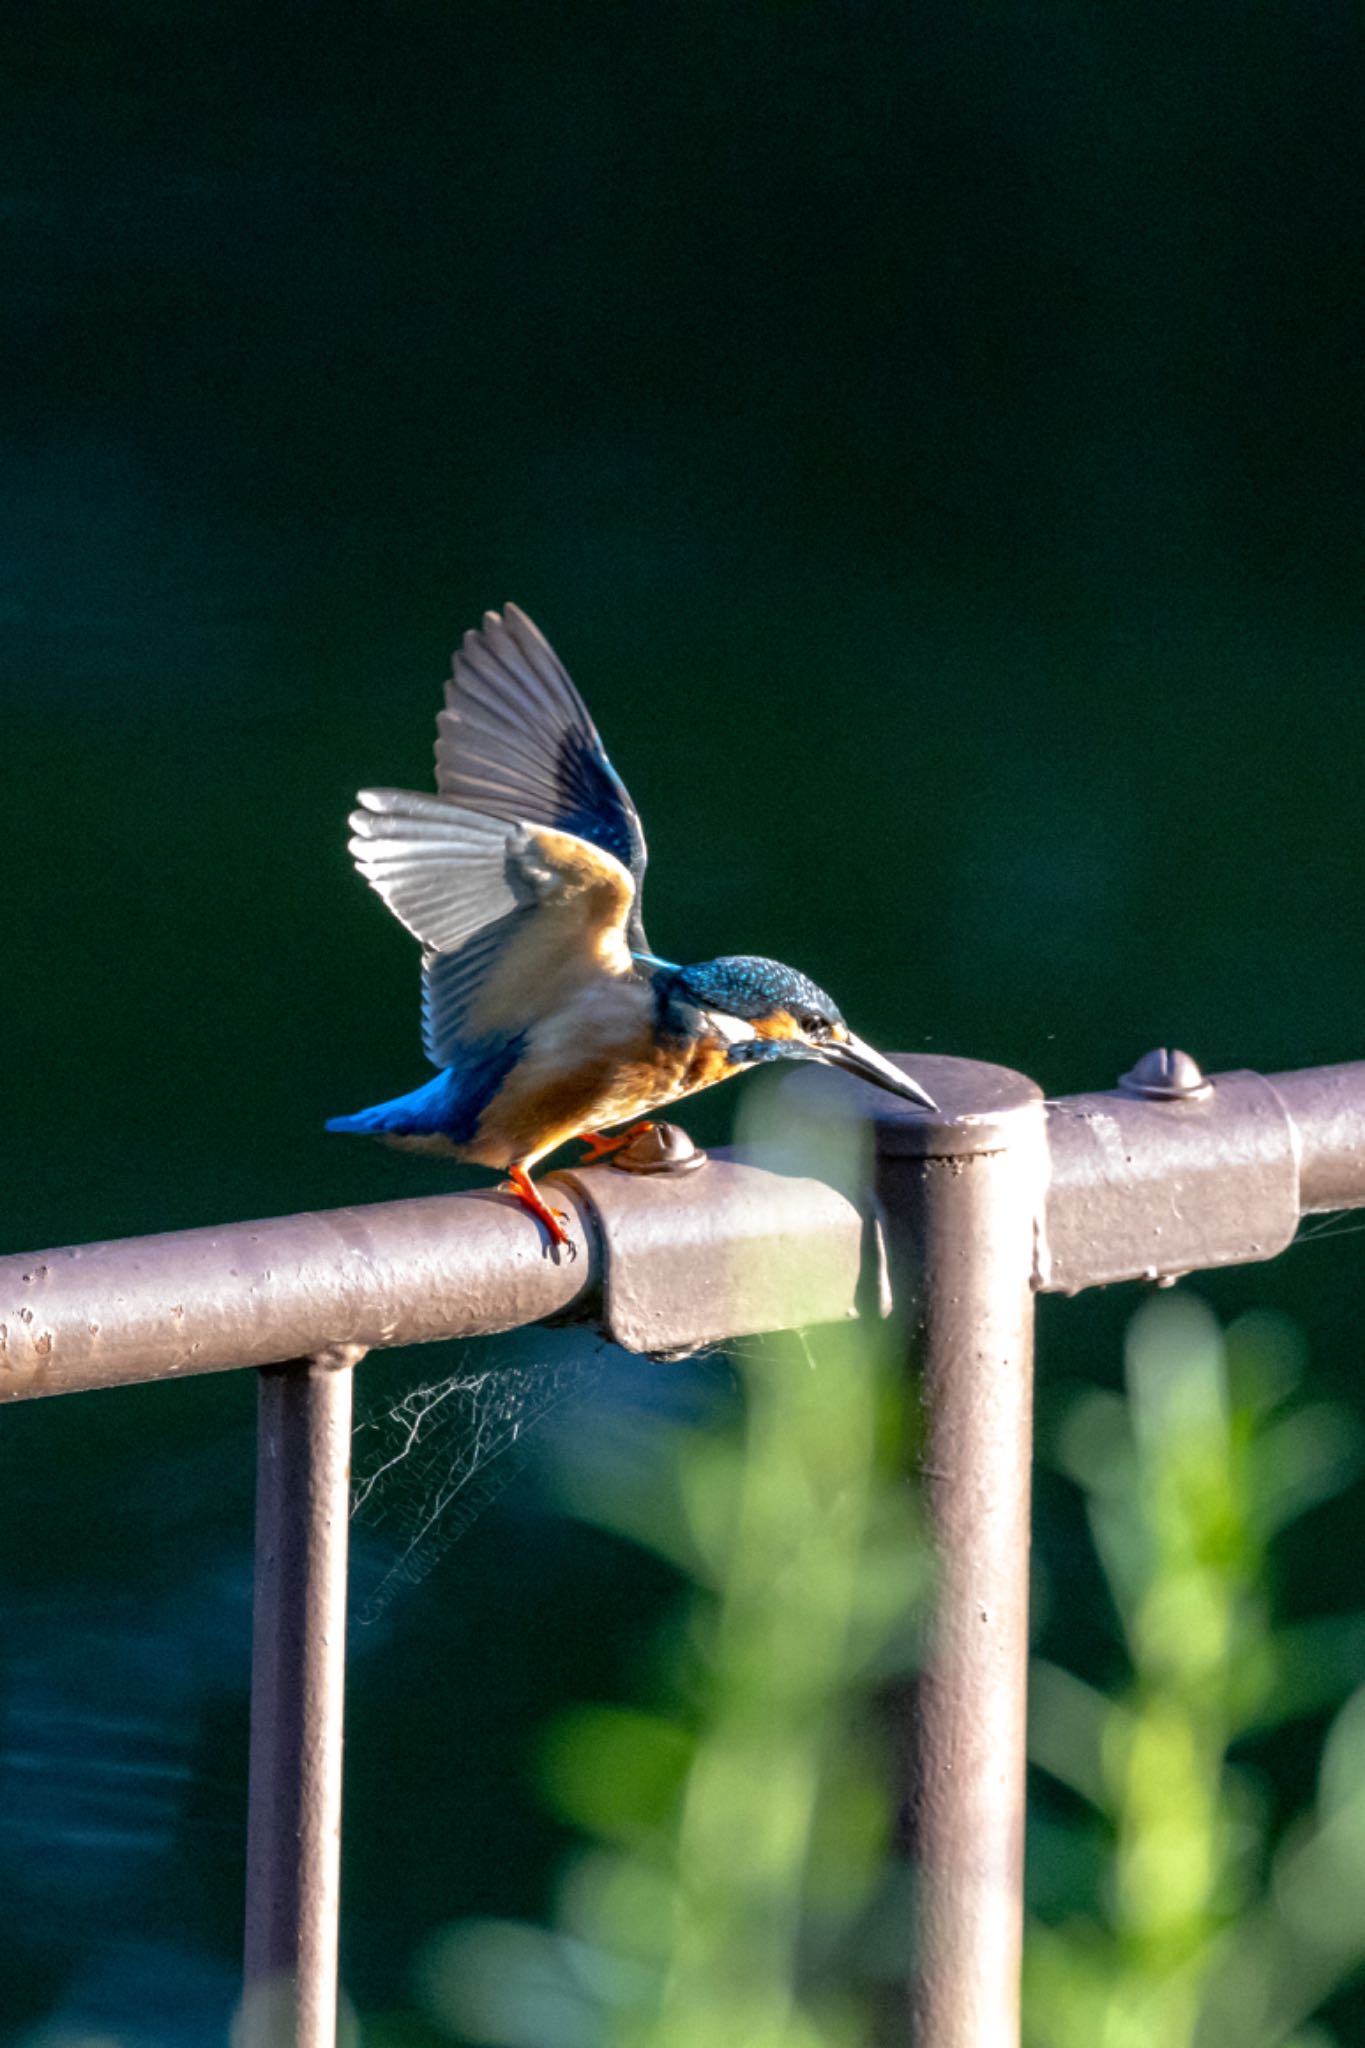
[655,954,936,1109]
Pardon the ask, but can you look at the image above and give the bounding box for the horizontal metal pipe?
[0,1155,874,1398]
[0,1190,595,1400]
[1041,1070,1299,1292]
[1042,1058,1365,1293]
[2,1057,1364,1400]
[1267,1063,1365,1214]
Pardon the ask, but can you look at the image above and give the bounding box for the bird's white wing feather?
[438,605,650,952]
[347,787,638,1067]
[348,790,519,952]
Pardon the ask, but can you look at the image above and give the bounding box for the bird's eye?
[800,1014,827,1038]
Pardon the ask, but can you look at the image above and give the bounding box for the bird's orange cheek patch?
[690,1042,741,1091]
[754,1010,801,1042]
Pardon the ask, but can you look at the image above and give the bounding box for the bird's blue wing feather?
[420,912,533,1070]
[436,605,650,952]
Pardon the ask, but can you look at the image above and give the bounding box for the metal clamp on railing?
[552,1125,879,1356]
[1042,1053,1365,1294]
[1044,1056,1301,1292]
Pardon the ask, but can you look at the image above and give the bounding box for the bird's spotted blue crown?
[661,956,844,1027]
[655,956,847,1068]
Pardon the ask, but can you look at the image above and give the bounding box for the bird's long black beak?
[818,1033,938,1111]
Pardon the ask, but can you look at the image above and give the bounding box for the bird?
[327,605,936,1248]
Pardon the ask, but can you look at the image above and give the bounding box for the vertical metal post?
[872,1057,1047,2048]
[239,1348,361,2048]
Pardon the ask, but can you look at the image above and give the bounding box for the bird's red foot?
[502,1165,574,1250]
[573,1120,656,1164]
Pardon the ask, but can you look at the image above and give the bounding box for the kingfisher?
[328,605,935,1247]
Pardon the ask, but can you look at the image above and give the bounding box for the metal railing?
[3,1050,1364,2047]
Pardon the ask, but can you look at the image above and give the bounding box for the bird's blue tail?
[326,1036,524,1144]
[325,1070,465,1137]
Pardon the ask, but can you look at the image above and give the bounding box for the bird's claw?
[542,1211,578,1261]
[500,1172,577,1256]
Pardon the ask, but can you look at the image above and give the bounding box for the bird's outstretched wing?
[436,605,650,953]
[347,788,637,1069]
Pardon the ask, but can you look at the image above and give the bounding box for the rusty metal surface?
[552,1150,879,1356]
[0,1189,594,1400]
[239,1355,355,2048]
[872,1058,1047,2048]
[1042,1069,1302,1292]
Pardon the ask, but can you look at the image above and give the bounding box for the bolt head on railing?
[1117,1047,1212,1102]
[610,1121,708,1175]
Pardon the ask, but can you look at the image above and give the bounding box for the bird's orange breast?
[459,998,744,1171]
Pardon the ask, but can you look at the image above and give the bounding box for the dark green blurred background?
[4,3,1363,2039]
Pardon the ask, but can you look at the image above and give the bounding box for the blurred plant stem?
[639,1322,911,2048]
[419,1307,926,2048]
[1026,1293,1365,2048]
[410,1259,1365,2048]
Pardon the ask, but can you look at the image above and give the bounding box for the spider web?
[350,1341,607,1622]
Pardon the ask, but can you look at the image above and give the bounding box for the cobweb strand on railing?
[349,1340,610,1623]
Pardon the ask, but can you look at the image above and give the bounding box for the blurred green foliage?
[418,1315,924,2048]
[1028,1294,1365,2048]
[364,1292,1365,2048]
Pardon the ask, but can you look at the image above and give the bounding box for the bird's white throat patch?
[703,1009,760,1045]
